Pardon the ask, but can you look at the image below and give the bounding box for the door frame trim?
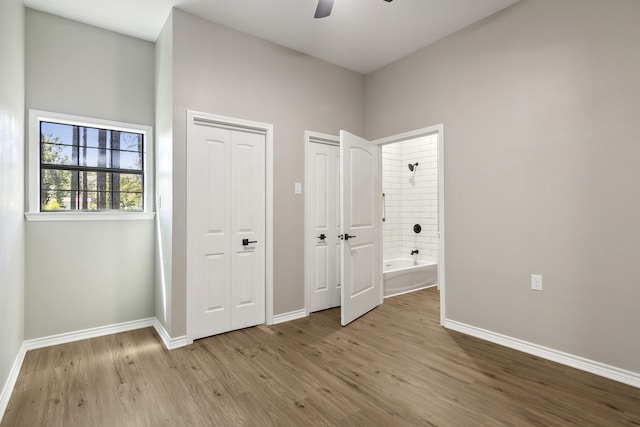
[373,124,446,325]
[304,131,340,316]
[185,110,274,344]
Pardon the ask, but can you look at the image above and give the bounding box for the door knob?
[338,234,356,241]
[318,233,326,240]
[242,238,258,246]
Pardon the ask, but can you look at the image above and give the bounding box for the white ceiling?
[23,0,520,74]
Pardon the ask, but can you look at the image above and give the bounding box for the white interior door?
[307,141,341,313]
[189,120,265,340]
[340,130,382,326]
[230,130,266,330]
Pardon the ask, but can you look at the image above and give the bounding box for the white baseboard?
[272,308,307,325]
[24,318,156,351]
[0,343,26,424]
[444,319,640,389]
[153,319,187,350]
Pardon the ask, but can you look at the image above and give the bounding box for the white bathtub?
[383,258,437,298]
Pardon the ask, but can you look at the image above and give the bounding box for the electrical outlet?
[531,274,543,291]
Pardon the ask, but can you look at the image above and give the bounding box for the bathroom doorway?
[374,125,445,324]
[380,134,438,297]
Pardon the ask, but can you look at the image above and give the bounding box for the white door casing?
[340,130,382,326]
[306,134,341,313]
[187,111,273,342]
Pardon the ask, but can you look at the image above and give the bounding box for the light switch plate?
[531,274,542,291]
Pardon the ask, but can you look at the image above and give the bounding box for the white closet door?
[189,120,265,340]
[189,124,232,339]
[230,130,265,330]
[308,142,341,313]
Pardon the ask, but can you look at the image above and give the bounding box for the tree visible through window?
[40,121,144,211]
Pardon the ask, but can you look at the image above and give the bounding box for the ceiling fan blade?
[314,0,334,18]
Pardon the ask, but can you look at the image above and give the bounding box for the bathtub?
[383,258,438,298]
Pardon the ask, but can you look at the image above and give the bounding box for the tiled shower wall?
[382,135,438,261]
[382,143,403,259]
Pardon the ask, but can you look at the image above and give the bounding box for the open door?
[340,130,382,326]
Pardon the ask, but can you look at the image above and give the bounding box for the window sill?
[25,212,156,222]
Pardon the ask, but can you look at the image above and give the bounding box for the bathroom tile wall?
[382,143,402,260]
[382,134,438,262]
[401,135,438,260]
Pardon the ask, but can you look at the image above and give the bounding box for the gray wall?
[158,9,365,336]
[25,9,154,123]
[0,0,25,409]
[365,0,640,373]
[25,221,155,338]
[154,13,174,334]
[24,9,156,339]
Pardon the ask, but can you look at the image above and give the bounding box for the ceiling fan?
[314,0,393,19]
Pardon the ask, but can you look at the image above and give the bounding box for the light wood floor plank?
[3,288,639,426]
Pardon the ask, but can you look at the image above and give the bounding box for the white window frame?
[26,110,155,221]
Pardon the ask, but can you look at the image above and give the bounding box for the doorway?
[186,111,274,343]
[304,131,382,325]
[373,125,445,324]
[380,134,439,298]
[305,132,341,313]
[305,125,445,325]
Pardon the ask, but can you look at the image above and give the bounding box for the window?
[27,110,153,220]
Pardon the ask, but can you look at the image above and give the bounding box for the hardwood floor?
[3,288,640,426]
